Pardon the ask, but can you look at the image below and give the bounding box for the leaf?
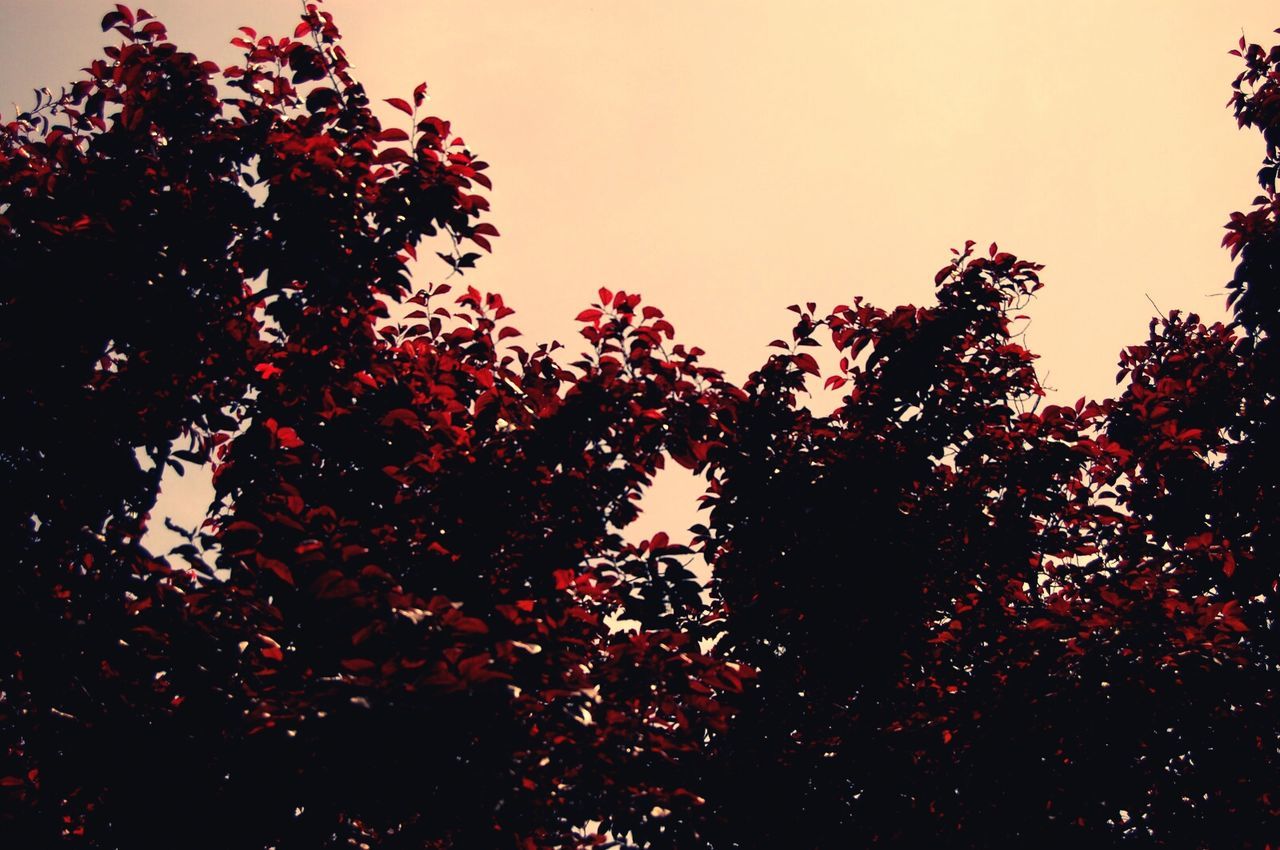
[791,352,820,376]
[376,147,413,165]
[275,427,304,449]
[453,615,489,634]
[385,97,414,115]
[375,148,413,165]
[288,45,327,84]
[306,87,341,113]
[256,554,294,585]
[380,408,420,428]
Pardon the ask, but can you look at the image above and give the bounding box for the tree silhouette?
[2,4,1278,848]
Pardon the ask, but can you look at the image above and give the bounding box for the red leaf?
[385,97,414,115]
[380,408,420,428]
[576,309,603,323]
[792,352,820,376]
[275,427,304,449]
[340,658,376,672]
[375,148,412,165]
[452,615,489,635]
[256,554,295,585]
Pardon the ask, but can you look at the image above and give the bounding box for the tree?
[2,4,1278,848]
[686,30,1280,850]
[1,6,740,847]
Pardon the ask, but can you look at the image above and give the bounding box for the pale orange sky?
[4,1,1276,545]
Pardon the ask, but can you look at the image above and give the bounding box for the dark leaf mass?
[3,4,1280,848]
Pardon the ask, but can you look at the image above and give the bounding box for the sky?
[3,0,1278,546]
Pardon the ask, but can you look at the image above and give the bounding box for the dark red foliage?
[2,5,1279,848]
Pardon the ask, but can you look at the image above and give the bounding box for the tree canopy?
[2,5,1279,848]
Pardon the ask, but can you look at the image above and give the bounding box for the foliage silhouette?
[2,5,1278,848]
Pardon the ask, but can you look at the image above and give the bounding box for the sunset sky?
[3,0,1277,543]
